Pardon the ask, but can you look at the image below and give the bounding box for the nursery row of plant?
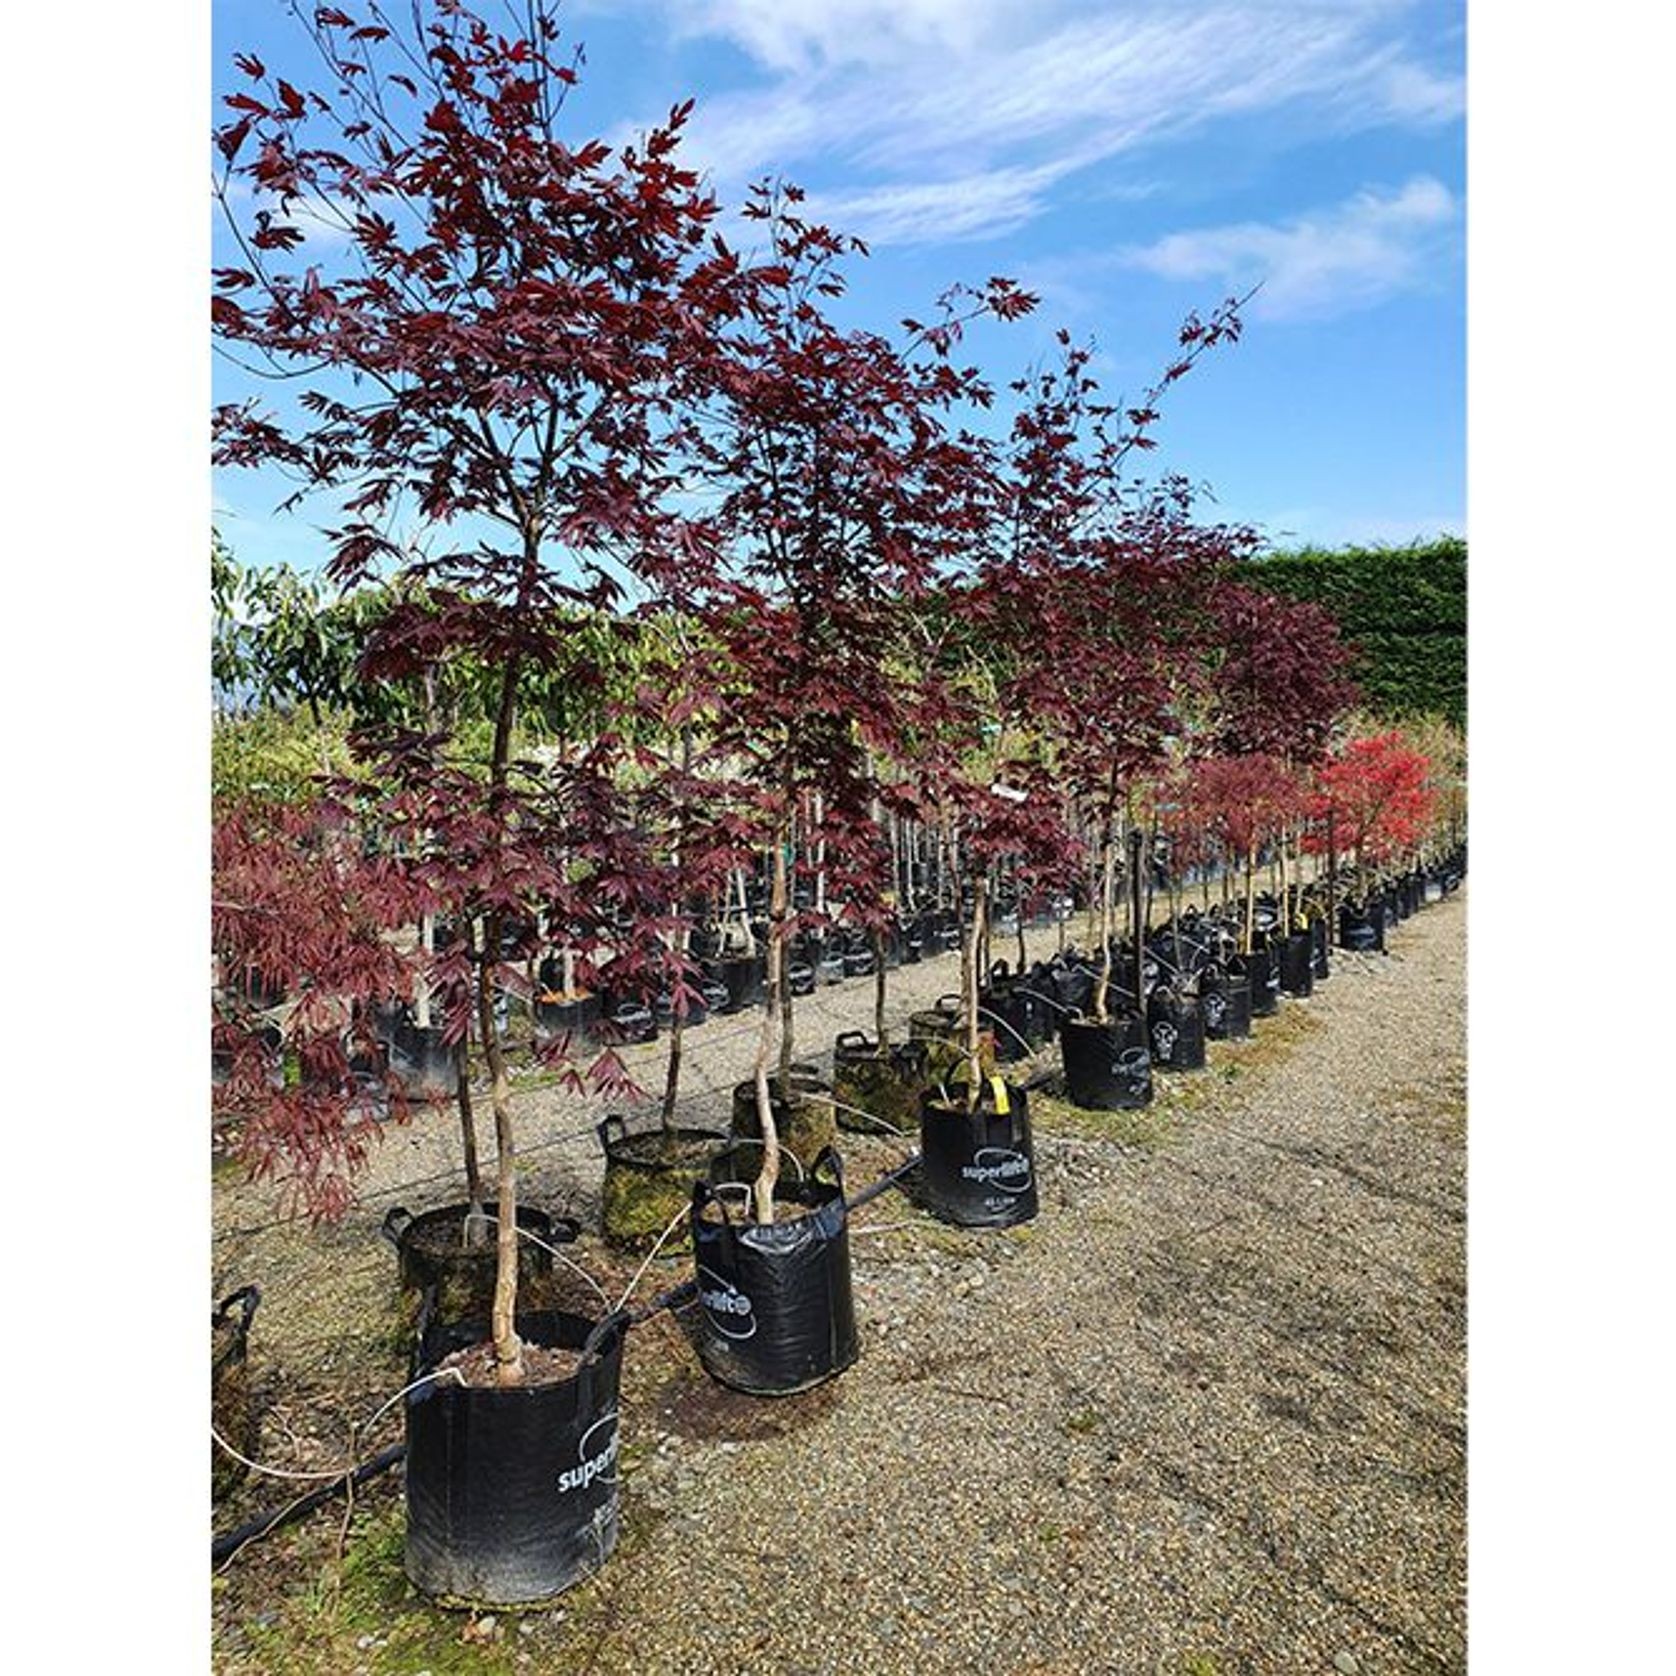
[210,0,1468,1614]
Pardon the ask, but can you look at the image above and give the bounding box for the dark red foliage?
[1207,581,1358,763]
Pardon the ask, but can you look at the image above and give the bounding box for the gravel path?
[213,884,1464,1675]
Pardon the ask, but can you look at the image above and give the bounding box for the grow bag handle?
[581,1308,632,1363]
[990,959,1011,980]
[544,1214,583,1246]
[596,1114,629,1154]
[381,1207,415,1249]
[809,1146,847,1195]
[936,993,963,1015]
[214,1285,261,1335]
[834,1030,873,1053]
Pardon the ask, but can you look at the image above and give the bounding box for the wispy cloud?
[612,1,1463,245]
[1122,176,1462,319]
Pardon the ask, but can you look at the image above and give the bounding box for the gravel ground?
[212,881,1464,1676]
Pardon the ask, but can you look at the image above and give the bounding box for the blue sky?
[211,0,1465,575]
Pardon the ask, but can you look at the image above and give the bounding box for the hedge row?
[1241,538,1466,726]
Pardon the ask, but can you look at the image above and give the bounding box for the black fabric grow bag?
[1148,989,1207,1072]
[597,1116,729,1249]
[1279,931,1315,998]
[1059,1014,1152,1110]
[832,1032,928,1134]
[1247,944,1281,1016]
[1338,904,1380,953]
[1200,965,1252,1041]
[212,1286,260,1504]
[404,1308,628,1606]
[918,1079,1038,1228]
[690,1149,858,1397]
[533,992,601,1039]
[1310,916,1331,980]
[729,1067,837,1169]
[712,955,765,1015]
[385,1015,458,1097]
[383,1203,572,1325]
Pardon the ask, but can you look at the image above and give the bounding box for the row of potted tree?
[209,0,1463,1608]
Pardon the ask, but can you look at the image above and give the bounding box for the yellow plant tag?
[990,1075,1010,1116]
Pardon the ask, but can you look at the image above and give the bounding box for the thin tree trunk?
[962,873,988,1108]
[752,832,788,1226]
[1091,816,1116,1023]
[1243,841,1258,957]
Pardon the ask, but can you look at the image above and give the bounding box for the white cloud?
[1122,176,1462,319]
[616,2,1463,245]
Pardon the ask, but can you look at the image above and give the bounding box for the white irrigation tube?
[210,1367,466,1483]
[612,1200,697,1315]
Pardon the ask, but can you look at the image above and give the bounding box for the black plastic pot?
[597,1116,729,1249]
[841,947,876,978]
[818,953,847,986]
[1310,915,1331,980]
[1059,1014,1152,1111]
[1279,931,1315,998]
[404,1308,628,1605]
[690,1149,858,1397]
[788,961,817,997]
[383,1203,574,1326]
[1148,989,1207,1072]
[918,1080,1038,1228]
[212,1286,260,1504]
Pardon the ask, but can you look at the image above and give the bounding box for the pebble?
[1333,1654,1362,1674]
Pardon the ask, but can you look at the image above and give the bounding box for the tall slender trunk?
[1091,815,1116,1024]
[751,829,789,1226]
[661,724,694,1132]
[1242,841,1258,957]
[1279,824,1292,938]
[962,873,988,1108]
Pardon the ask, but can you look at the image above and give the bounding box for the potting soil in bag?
[689,1150,858,1397]
[405,1307,628,1606]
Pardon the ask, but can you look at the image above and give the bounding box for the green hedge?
[1241,538,1466,726]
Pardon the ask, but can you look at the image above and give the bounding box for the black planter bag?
[918,1078,1039,1228]
[1202,964,1253,1041]
[385,1015,459,1097]
[383,1202,573,1326]
[1059,1014,1152,1110]
[787,960,817,997]
[713,955,765,1015]
[1279,931,1315,997]
[977,969,1039,1064]
[211,1286,260,1504]
[533,992,601,1040]
[1310,915,1331,980]
[595,1003,657,1046]
[405,1308,628,1606]
[1246,943,1281,1016]
[1338,903,1380,953]
[832,1032,929,1134]
[690,1149,858,1397]
[1148,989,1207,1072]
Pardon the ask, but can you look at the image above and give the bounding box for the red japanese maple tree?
[682,188,1035,1214]
[1309,730,1439,886]
[213,0,753,1381]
